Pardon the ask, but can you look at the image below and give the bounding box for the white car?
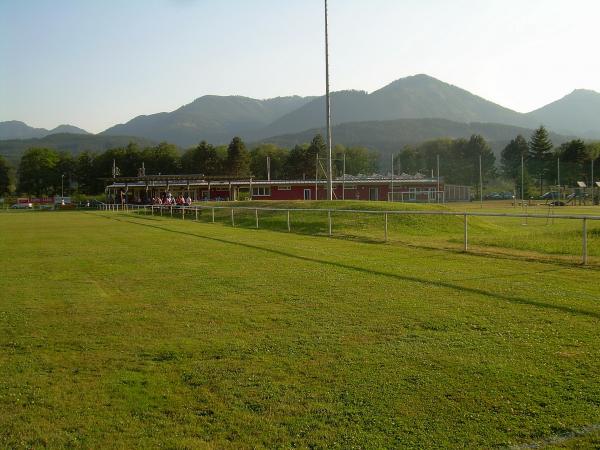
[10,203,33,209]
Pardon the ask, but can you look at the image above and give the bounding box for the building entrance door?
[304,189,312,200]
[369,187,379,201]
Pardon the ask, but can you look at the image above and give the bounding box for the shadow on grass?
[95,213,600,321]
[122,210,600,269]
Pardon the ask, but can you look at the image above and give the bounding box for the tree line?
[1,127,597,198]
[395,134,497,188]
[1,135,378,196]
[500,126,600,196]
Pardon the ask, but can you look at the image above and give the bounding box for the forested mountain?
[526,89,600,137]
[4,74,598,161]
[49,124,90,135]
[260,118,570,160]
[101,95,315,147]
[259,75,533,138]
[0,134,154,165]
[0,121,89,140]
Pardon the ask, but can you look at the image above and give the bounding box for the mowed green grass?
[1,211,600,449]
[189,200,600,264]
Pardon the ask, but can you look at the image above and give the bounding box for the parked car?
[10,203,33,209]
[541,192,560,200]
[77,199,102,208]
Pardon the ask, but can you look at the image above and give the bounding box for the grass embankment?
[184,200,600,264]
[1,212,599,448]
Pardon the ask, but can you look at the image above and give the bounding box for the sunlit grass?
[0,212,599,448]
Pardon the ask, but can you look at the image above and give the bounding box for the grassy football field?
[0,209,599,448]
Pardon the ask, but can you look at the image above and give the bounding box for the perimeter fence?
[98,203,600,266]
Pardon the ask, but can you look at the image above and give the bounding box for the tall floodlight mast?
[324,0,333,200]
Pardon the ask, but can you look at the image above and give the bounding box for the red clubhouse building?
[106,173,471,204]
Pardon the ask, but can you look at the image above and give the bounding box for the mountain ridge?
[258,117,572,159]
[3,74,600,150]
[526,88,600,137]
[101,95,316,146]
[0,120,90,140]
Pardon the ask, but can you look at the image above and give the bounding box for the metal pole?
[328,210,332,236]
[325,0,333,200]
[342,153,346,201]
[182,207,185,220]
[255,209,259,229]
[437,154,440,203]
[287,210,291,232]
[592,158,595,206]
[390,153,394,202]
[231,208,235,227]
[479,155,483,208]
[212,208,215,223]
[557,157,561,200]
[195,208,198,221]
[582,218,588,265]
[521,155,525,211]
[464,214,468,252]
[315,154,319,201]
[267,156,271,181]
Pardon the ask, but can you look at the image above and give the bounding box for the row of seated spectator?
[152,193,193,206]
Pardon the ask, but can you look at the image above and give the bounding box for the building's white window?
[252,187,271,197]
[277,186,291,191]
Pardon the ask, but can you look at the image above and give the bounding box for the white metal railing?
[98,203,600,265]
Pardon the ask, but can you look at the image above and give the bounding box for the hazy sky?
[2,0,599,133]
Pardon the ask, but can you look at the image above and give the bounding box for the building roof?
[105,174,443,190]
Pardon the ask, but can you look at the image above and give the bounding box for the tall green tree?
[55,152,75,196]
[0,155,13,195]
[181,141,223,176]
[529,126,554,194]
[284,135,328,179]
[501,135,529,180]
[284,144,311,179]
[75,151,97,195]
[141,142,179,175]
[397,146,422,175]
[557,139,590,186]
[334,145,378,176]
[226,137,250,177]
[18,148,60,195]
[250,144,289,179]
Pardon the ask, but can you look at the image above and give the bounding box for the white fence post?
[582,218,588,265]
[255,209,259,229]
[464,214,468,252]
[328,210,332,236]
[385,213,388,242]
[287,210,291,232]
[212,208,215,223]
[231,208,235,227]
